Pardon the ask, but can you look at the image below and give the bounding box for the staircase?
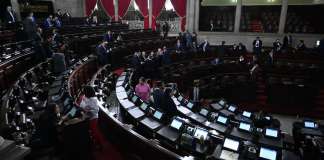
[0,139,30,160]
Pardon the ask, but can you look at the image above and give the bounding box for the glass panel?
[243,0,282,5]
[285,5,324,33]
[240,6,281,32]
[288,0,324,5]
[199,6,235,32]
[201,0,237,6]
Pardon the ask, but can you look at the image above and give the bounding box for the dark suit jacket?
[23,18,37,39]
[161,94,178,118]
[152,88,164,109]
[96,45,109,65]
[199,42,210,52]
[253,40,263,49]
[103,34,114,42]
[4,11,16,23]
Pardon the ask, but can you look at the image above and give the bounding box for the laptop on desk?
[219,138,241,160]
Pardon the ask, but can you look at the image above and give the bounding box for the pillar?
[149,0,152,28]
[278,0,288,34]
[114,0,118,21]
[234,0,242,33]
[194,0,200,32]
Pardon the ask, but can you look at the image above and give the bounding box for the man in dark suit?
[96,41,110,65]
[4,6,16,27]
[103,30,114,42]
[161,88,178,119]
[152,81,164,109]
[200,40,210,53]
[23,12,37,40]
[253,37,262,55]
[161,46,171,65]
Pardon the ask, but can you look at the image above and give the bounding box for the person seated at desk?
[80,86,103,149]
[161,88,178,120]
[135,77,151,102]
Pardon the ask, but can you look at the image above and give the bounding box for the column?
[194,0,200,32]
[11,0,21,21]
[149,0,152,28]
[187,0,195,32]
[278,0,288,34]
[114,0,119,21]
[234,0,242,33]
[185,0,190,31]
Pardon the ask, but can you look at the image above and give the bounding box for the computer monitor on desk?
[153,110,164,121]
[139,102,148,111]
[304,120,318,129]
[216,115,229,125]
[170,118,184,131]
[238,122,252,132]
[264,128,279,139]
[187,102,194,110]
[220,138,240,160]
[259,147,277,160]
[228,105,237,113]
[199,108,209,117]
[242,111,252,118]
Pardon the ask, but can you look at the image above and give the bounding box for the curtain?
[118,0,132,20]
[85,0,97,16]
[100,0,115,19]
[171,0,187,32]
[152,0,166,31]
[135,0,149,29]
